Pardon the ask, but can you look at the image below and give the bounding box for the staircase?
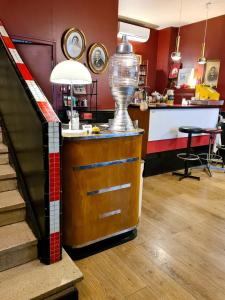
[0,127,83,299]
[0,127,37,272]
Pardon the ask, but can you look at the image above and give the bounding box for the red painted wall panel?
[155,15,225,110]
[180,15,225,107]
[155,27,178,93]
[0,0,118,109]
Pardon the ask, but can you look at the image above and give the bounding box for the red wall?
[0,0,118,109]
[179,15,225,103]
[131,29,158,93]
[155,27,178,93]
[155,15,225,109]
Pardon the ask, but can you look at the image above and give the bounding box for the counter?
[128,104,221,175]
[62,128,143,256]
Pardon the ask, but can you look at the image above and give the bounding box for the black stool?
[172,126,203,181]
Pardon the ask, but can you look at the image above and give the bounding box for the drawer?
[63,161,140,246]
[63,135,142,166]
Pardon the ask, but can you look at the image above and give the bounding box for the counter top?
[62,128,144,141]
[129,103,221,109]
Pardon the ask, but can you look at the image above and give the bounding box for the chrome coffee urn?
[109,35,139,131]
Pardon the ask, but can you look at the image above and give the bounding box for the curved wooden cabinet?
[62,133,142,248]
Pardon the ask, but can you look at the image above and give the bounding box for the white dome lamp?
[198,2,211,65]
[171,0,183,62]
[50,60,92,129]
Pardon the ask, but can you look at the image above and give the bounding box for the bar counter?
[61,128,143,256]
[128,104,221,175]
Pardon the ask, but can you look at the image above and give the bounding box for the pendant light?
[198,2,211,64]
[171,0,183,61]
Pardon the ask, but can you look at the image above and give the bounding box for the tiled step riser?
[0,208,25,227]
[0,179,17,193]
[0,154,9,165]
[0,244,37,272]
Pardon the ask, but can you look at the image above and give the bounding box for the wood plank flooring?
[76,169,225,299]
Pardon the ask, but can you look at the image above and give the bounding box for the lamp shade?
[198,56,207,65]
[171,51,181,61]
[50,60,92,85]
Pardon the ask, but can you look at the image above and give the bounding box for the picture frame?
[88,43,109,74]
[62,27,86,60]
[177,68,193,87]
[204,60,220,88]
[169,63,181,79]
[135,54,142,65]
[73,86,86,95]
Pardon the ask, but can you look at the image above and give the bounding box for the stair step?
[0,250,83,300]
[0,143,8,154]
[0,153,8,165]
[0,164,16,180]
[0,165,17,192]
[0,221,37,272]
[0,190,25,226]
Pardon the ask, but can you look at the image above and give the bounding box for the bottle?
[69,111,79,130]
[167,89,174,105]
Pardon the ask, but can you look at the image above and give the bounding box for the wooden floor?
[76,169,225,299]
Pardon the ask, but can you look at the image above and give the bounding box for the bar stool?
[218,145,225,164]
[172,126,203,181]
[197,128,225,176]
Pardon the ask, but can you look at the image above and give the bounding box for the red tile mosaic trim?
[50,232,60,263]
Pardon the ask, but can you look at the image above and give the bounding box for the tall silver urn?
[109,35,139,131]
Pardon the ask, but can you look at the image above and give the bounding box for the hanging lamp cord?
[203,2,211,44]
[177,0,183,37]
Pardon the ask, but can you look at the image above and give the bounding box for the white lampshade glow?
[50,60,92,85]
[198,56,207,65]
[171,51,181,61]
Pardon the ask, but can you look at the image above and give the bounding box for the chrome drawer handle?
[87,183,131,196]
[99,209,122,219]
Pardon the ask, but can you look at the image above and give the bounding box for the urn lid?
[116,35,133,54]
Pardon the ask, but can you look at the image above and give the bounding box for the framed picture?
[169,63,181,79]
[204,60,220,87]
[177,68,193,87]
[135,54,142,65]
[88,43,109,74]
[62,28,86,60]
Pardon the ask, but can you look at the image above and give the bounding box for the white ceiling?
[119,0,225,29]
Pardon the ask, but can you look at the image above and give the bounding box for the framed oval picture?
[88,43,109,74]
[62,28,86,60]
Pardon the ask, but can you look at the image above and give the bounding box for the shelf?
[73,93,87,96]
[63,106,88,109]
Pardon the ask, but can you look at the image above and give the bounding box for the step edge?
[0,239,38,255]
[0,174,17,180]
[0,250,83,300]
[0,203,25,212]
